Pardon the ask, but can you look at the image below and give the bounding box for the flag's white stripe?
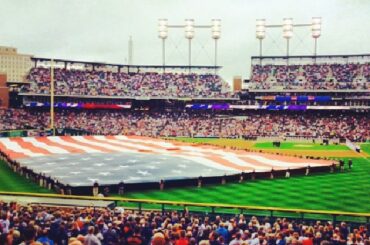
[111,137,208,155]
[47,137,102,153]
[243,155,322,167]
[175,146,208,153]
[221,155,271,171]
[176,146,232,157]
[175,144,322,168]
[178,155,238,172]
[22,137,69,154]
[114,136,175,148]
[0,138,44,157]
[182,151,206,157]
[222,152,295,168]
[73,136,135,153]
[95,136,156,152]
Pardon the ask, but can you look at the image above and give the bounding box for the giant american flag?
[0,136,332,186]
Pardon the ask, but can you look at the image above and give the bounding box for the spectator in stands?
[37,229,54,245]
[250,63,369,90]
[22,68,235,99]
[0,109,369,142]
[84,226,101,245]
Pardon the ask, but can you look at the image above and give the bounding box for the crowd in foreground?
[0,109,369,142]
[0,202,369,245]
[22,68,234,98]
[250,63,370,90]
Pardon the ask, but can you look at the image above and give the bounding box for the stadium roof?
[31,57,222,70]
[251,53,370,59]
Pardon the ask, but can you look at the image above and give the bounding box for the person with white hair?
[84,226,101,245]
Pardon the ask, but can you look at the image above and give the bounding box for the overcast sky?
[0,0,369,82]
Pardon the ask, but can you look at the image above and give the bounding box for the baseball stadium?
[0,0,369,244]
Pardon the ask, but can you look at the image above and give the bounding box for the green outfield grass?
[361,143,370,155]
[0,160,52,193]
[166,137,218,144]
[253,142,349,150]
[124,157,370,213]
[166,137,351,151]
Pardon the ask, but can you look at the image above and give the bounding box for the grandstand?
[19,58,235,99]
[248,55,370,92]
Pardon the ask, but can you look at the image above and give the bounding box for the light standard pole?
[211,19,221,72]
[283,18,293,64]
[185,19,195,73]
[158,19,168,70]
[311,17,322,58]
[282,18,293,89]
[256,19,266,65]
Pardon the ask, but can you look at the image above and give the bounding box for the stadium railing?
[0,191,369,224]
[0,129,50,138]
[0,128,91,137]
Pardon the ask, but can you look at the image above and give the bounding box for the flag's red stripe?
[0,141,28,159]
[237,156,286,170]
[85,136,139,151]
[9,138,51,155]
[112,136,169,150]
[35,137,85,154]
[204,155,252,171]
[252,152,330,166]
[177,152,250,171]
[60,136,113,153]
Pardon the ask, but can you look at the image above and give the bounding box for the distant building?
[233,76,242,92]
[0,46,33,82]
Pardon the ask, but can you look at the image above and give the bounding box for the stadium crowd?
[250,63,370,90]
[22,68,234,98]
[0,109,369,142]
[0,202,369,245]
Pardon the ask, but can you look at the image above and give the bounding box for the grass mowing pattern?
[165,137,218,144]
[0,160,52,193]
[125,157,370,213]
[253,142,350,151]
[165,137,350,151]
[165,137,255,150]
[361,143,370,155]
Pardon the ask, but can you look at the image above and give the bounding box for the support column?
[259,39,263,66]
[50,59,55,136]
[188,39,192,73]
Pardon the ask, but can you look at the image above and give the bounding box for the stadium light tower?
[311,17,322,56]
[211,19,221,69]
[256,17,322,61]
[256,19,266,65]
[282,18,293,57]
[256,19,266,57]
[157,19,220,70]
[185,19,195,72]
[158,19,168,67]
